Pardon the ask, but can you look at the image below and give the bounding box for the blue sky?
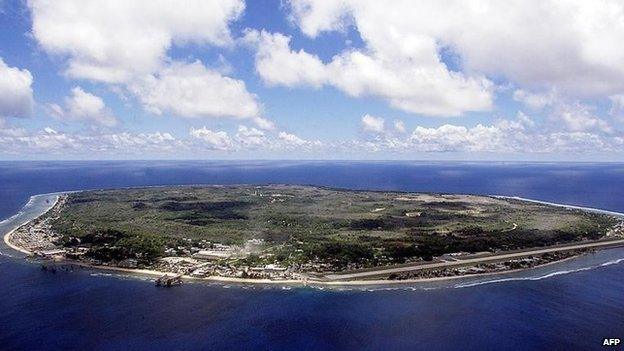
[0,0,623,160]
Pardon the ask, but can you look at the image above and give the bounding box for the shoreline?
[36,251,590,287]
[3,191,624,287]
[2,194,61,255]
[492,195,624,218]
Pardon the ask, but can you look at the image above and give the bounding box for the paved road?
[324,238,624,280]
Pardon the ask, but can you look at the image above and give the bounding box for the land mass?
[6,185,624,284]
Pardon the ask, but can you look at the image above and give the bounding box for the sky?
[1,0,624,161]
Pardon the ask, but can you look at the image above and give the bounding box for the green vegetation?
[50,185,618,268]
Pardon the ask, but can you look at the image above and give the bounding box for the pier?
[155,274,183,287]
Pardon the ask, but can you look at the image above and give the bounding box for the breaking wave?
[454,257,624,288]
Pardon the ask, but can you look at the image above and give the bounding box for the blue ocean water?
[0,161,623,350]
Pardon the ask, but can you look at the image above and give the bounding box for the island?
[6,185,624,285]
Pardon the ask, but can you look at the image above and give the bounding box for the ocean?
[0,161,623,350]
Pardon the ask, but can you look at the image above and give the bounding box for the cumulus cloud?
[48,87,118,127]
[189,126,233,150]
[360,114,385,133]
[235,125,267,148]
[188,124,321,152]
[287,0,352,37]
[96,131,179,152]
[29,0,245,83]
[29,0,271,124]
[393,120,406,134]
[513,89,557,110]
[277,131,321,149]
[344,112,621,154]
[278,131,307,145]
[0,57,34,118]
[250,117,274,131]
[0,117,27,137]
[128,61,261,120]
[336,113,618,155]
[516,111,535,128]
[550,102,613,134]
[244,30,327,88]
[361,117,408,137]
[1,116,622,157]
[247,30,492,116]
[513,89,613,134]
[0,126,183,156]
[409,122,527,153]
[287,0,624,99]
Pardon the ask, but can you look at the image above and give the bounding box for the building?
[193,250,232,260]
[119,258,139,268]
[38,249,66,257]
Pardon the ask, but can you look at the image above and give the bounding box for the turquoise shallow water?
[0,161,623,350]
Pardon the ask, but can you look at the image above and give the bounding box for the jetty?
[155,274,183,287]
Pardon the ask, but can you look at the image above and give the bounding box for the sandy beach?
[3,225,32,255]
[2,194,61,255]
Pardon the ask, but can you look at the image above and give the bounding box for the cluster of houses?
[13,212,63,256]
[19,213,296,279]
[188,262,291,280]
[152,241,293,280]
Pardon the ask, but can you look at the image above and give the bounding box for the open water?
[0,161,623,350]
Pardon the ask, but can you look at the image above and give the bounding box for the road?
[323,238,624,281]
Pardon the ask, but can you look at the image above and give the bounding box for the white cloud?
[189,126,233,150]
[96,131,179,152]
[0,117,621,157]
[129,61,261,120]
[609,95,624,121]
[550,102,613,134]
[512,89,613,134]
[277,131,321,150]
[287,0,351,37]
[188,124,321,152]
[547,132,610,153]
[235,125,267,148]
[0,117,27,137]
[29,0,270,125]
[342,113,617,154]
[286,0,624,109]
[408,120,536,153]
[29,0,245,83]
[393,120,406,133]
[278,131,306,146]
[49,87,118,127]
[328,51,492,116]
[0,57,34,118]
[516,111,535,129]
[0,122,327,157]
[248,30,492,116]
[244,30,327,88]
[410,124,472,152]
[0,128,182,156]
[18,127,80,151]
[252,117,275,130]
[361,114,385,133]
[513,89,557,110]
